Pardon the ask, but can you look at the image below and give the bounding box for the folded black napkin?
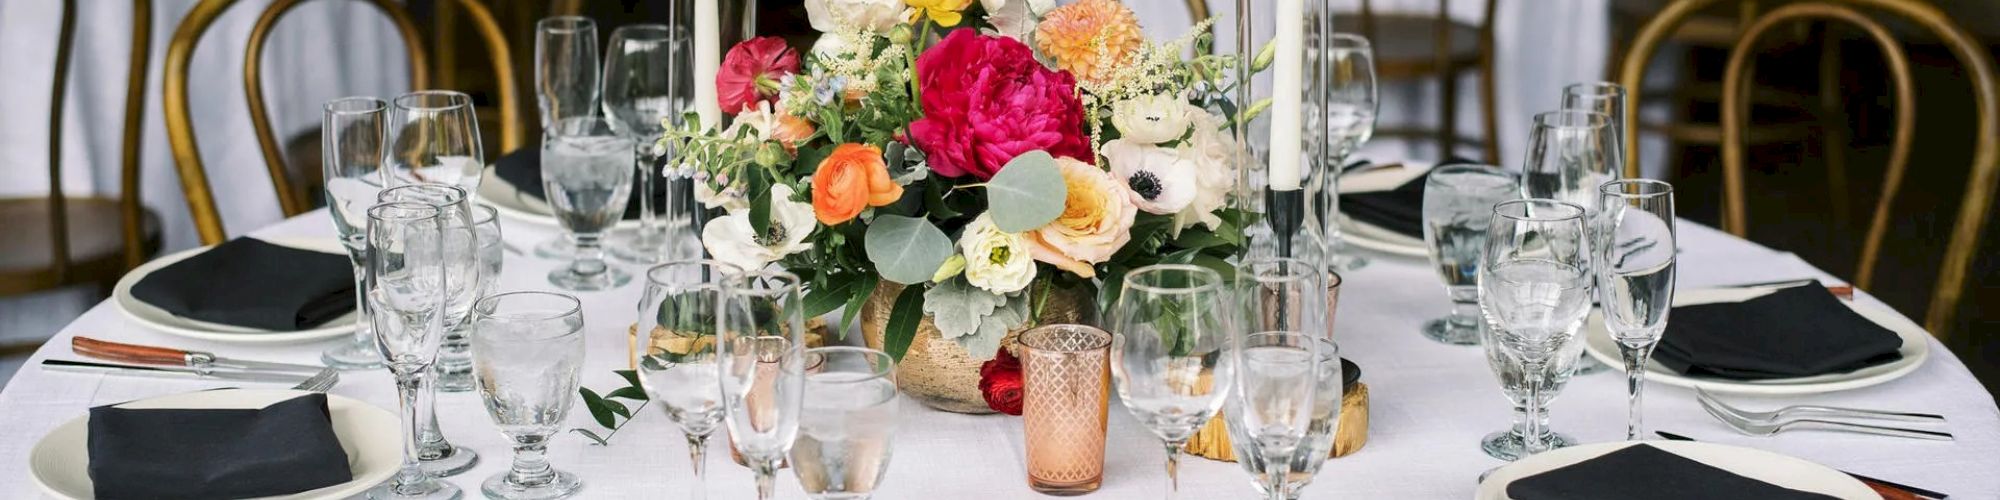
[1653,285,1904,380]
[88,393,353,500]
[1505,444,1839,500]
[1339,158,1476,239]
[129,238,354,330]
[492,147,662,220]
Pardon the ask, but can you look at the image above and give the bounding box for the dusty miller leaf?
[922,277,1006,339]
[953,291,1031,361]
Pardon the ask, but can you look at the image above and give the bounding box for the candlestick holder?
[1232,0,1333,267]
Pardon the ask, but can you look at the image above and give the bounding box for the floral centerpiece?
[657,0,1271,413]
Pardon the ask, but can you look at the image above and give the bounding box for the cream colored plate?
[28,389,401,500]
[476,164,641,229]
[1338,216,1429,258]
[112,237,357,344]
[1477,441,1876,499]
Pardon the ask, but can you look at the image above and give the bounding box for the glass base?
[1480,428,1575,462]
[1573,354,1612,375]
[533,237,577,260]
[1421,317,1480,346]
[366,475,462,499]
[547,265,633,291]
[420,444,480,477]
[321,337,384,371]
[606,227,680,265]
[1029,477,1102,496]
[481,469,582,500]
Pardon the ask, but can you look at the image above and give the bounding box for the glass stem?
[1621,339,1659,441]
[393,373,427,493]
[507,434,555,487]
[1263,451,1290,500]
[348,262,373,348]
[573,234,606,276]
[753,461,777,500]
[1521,360,1548,454]
[1447,292,1480,328]
[415,369,451,458]
[636,144,657,235]
[686,433,708,500]
[1164,441,1183,500]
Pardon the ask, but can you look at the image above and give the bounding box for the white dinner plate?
[28,389,401,500]
[112,237,357,344]
[1582,286,1931,395]
[475,165,640,229]
[1476,441,1876,499]
[1338,215,1429,257]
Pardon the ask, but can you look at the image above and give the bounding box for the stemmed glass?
[321,97,388,370]
[719,270,807,500]
[1236,257,1329,338]
[1229,337,1343,500]
[791,347,898,500]
[469,291,587,499]
[1419,165,1520,345]
[375,184,482,475]
[362,202,458,500]
[1311,33,1378,272]
[1227,331,1318,500]
[1110,265,1234,500]
[634,260,739,500]
[1595,180,1677,440]
[603,24,693,265]
[1561,83,1629,181]
[542,117,636,290]
[471,204,505,297]
[1522,109,1618,375]
[531,16,602,260]
[1478,199,1593,459]
[384,91,484,193]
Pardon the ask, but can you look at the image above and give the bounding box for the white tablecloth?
[2,209,1996,499]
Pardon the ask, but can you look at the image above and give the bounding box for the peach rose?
[1025,156,1137,278]
[811,143,904,225]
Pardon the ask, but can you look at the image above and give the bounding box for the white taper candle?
[693,0,723,128]
[1267,0,1306,191]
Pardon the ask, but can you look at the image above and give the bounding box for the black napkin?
[1654,285,1904,380]
[1505,444,1839,500]
[491,147,664,220]
[87,393,353,500]
[1339,158,1476,239]
[129,238,354,330]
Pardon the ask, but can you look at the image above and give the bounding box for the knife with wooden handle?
[71,337,329,374]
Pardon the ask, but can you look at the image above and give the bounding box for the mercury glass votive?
[1021,324,1113,495]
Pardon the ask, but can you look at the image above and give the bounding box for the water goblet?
[1419,164,1519,345]
[1237,257,1328,338]
[530,15,601,260]
[471,203,504,297]
[791,347,898,500]
[1226,332,1318,500]
[321,97,388,370]
[1110,265,1234,500]
[469,291,587,499]
[1478,199,1594,459]
[720,270,807,500]
[542,117,636,290]
[1595,179,1677,440]
[362,202,459,500]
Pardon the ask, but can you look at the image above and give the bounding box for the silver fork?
[1696,389,1946,423]
[290,368,340,392]
[1697,395,1953,441]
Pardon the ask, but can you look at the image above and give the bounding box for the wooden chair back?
[1354,0,1501,164]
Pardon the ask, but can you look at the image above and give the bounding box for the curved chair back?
[29,0,152,286]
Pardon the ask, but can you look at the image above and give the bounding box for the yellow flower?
[1034,0,1143,85]
[907,0,974,27]
[1025,156,1137,278]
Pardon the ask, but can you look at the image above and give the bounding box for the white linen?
[1,208,1996,499]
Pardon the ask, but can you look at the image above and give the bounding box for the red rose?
[717,37,800,115]
[979,347,1025,415]
[910,30,1093,181]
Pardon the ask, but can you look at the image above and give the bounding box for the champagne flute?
[603,24,692,265]
[375,184,482,475]
[531,16,602,260]
[1521,109,1618,376]
[634,260,740,500]
[1226,331,1318,500]
[1478,199,1593,458]
[1312,32,1378,272]
[1419,165,1519,345]
[362,202,458,500]
[1110,265,1234,500]
[542,117,636,290]
[384,91,483,193]
[321,97,388,370]
[1228,337,1343,500]
[469,291,586,500]
[791,347,898,500]
[1595,179,1677,440]
[720,270,807,500]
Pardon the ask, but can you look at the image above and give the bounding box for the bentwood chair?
[1704,0,2000,335]
[1336,0,1501,164]
[2,0,164,356]
[163,0,521,245]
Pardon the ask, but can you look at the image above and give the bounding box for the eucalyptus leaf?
[922,278,1007,339]
[984,151,1067,232]
[864,215,954,285]
[883,285,926,361]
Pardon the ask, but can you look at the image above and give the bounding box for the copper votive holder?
[1020,324,1112,495]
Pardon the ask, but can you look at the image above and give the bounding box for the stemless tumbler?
[470,291,586,500]
[1419,164,1519,345]
[1021,324,1113,495]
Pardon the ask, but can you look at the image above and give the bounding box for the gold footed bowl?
[861,282,1092,414]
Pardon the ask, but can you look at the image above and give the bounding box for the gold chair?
[1711,0,1999,335]
[2,0,163,353]
[1338,0,1501,164]
[165,0,520,244]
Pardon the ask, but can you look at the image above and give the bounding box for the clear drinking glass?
[1021,324,1113,495]
[1109,265,1234,500]
[1595,179,1677,440]
[791,347,898,500]
[1238,257,1328,339]
[531,16,603,260]
[362,202,459,500]
[469,291,586,500]
[1419,165,1520,345]
[1520,110,1618,216]
[542,117,637,290]
[1311,32,1378,272]
[634,260,740,500]
[1478,324,1580,461]
[1562,82,1629,180]
[472,204,504,297]
[603,24,693,265]
[384,91,484,194]
[1226,332,1318,500]
[1478,199,1593,459]
[322,97,389,370]
[1229,338,1342,500]
[374,184,482,475]
[720,270,807,500]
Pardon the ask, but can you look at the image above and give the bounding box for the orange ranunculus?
[774,113,815,153]
[811,143,904,225]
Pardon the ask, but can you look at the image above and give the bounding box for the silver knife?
[40,359,313,384]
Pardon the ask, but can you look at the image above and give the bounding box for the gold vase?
[861,281,1092,414]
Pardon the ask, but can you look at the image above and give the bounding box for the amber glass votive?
[1020,324,1112,495]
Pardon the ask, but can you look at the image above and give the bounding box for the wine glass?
[1595,179,1677,440]
[531,15,602,260]
[469,291,586,500]
[1312,32,1377,272]
[1226,331,1318,500]
[321,97,388,370]
[1228,337,1343,500]
[719,270,807,500]
[603,24,693,265]
[1110,265,1234,500]
[1522,110,1618,376]
[1419,165,1520,345]
[634,260,740,500]
[542,117,636,290]
[361,202,457,500]
[384,91,483,193]
[791,347,898,500]
[1478,199,1593,459]
[374,184,482,476]
[1562,82,1629,181]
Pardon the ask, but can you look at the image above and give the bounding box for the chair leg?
[1441,70,1460,159]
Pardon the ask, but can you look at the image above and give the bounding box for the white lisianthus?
[1110,94,1193,145]
[979,0,1055,14]
[804,0,904,33]
[702,184,816,271]
[1103,139,1198,215]
[1172,106,1240,231]
[959,213,1036,294]
[979,0,1053,40]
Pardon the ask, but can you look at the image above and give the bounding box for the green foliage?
[882,285,926,361]
[984,151,1068,232]
[921,277,1007,340]
[571,370,650,446]
[864,215,954,285]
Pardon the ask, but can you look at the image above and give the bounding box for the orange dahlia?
[1034,0,1142,85]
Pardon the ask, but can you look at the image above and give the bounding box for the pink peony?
[909,30,1092,180]
[717,37,800,115]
